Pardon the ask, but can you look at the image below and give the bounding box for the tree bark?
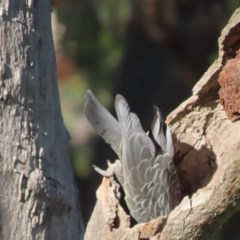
[0,1,83,239]
[84,8,240,240]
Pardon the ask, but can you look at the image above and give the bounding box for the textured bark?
[84,8,240,240]
[0,1,83,239]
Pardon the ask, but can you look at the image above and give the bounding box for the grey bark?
[0,1,83,239]
[84,8,240,240]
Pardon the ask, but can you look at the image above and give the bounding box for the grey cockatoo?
[85,90,181,223]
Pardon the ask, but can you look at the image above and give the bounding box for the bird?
[84,89,181,223]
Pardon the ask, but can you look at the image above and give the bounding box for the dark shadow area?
[215,211,240,240]
[174,142,217,197]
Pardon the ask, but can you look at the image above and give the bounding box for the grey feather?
[84,90,122,157]
[84,90,181,223]
[151,106,173,155]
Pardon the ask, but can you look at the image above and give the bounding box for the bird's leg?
[93,159,124,185]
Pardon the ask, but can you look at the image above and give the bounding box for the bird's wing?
[126,152,179,223]
[151,106,174,156]
[85,90,122,157]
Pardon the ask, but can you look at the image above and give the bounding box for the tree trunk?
[0,1,83,239]
[84,8,240,240]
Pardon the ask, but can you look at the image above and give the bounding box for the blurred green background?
[52,0,239,236]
